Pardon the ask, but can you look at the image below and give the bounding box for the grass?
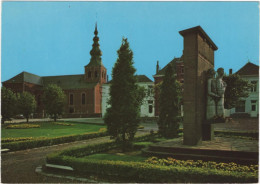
[85,153,147,162]
[2,122,105,139]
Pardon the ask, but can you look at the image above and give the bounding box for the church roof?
[3,71,98,90]
[42,75,97,89]
[155,56,183,76]
[235,62,259,76]
[3,71,42,85]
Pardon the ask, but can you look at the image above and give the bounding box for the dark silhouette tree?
[1,87,18,123]
[157,63,182,138]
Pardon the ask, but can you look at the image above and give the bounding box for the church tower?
[85,24,107,84]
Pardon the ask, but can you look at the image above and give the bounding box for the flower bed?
[2,131,107,151]
[6,124,40,129]
[145,156,258,173]
[52,122,75,126]
[46,135,258,183]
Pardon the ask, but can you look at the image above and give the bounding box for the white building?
[102,75,155,117]
[230,62,259,117]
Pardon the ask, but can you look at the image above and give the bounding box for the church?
[2,25,107,118]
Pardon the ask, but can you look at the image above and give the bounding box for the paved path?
[1,131,150,183]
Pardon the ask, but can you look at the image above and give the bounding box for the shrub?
[2,137,35,143]
[6,124,40,129]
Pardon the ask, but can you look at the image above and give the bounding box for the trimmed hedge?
[46,136,258,183]
[2,131,107,151]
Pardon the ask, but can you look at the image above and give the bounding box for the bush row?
[46,135,258,183]
[2,131,107,151]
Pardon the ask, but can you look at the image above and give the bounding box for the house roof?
[156,56,183,76]
[106,75,153,84]
[235,62,259,76]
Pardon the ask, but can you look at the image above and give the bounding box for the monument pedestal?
[202,123,214,141]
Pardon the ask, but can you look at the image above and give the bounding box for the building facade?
[153,56,184,116]
[102,75,155,117]
[3,25,107,118]
[229,62,259,117]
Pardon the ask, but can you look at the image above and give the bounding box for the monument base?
[202,123,214,141]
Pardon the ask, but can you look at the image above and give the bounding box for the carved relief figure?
[216,68,226,117]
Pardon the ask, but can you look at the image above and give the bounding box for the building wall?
[101,82,155,117]
[230,75,259,117]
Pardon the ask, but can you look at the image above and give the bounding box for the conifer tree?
[157,63,181,138]
[104,38,142,149]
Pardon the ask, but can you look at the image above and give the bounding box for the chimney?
[229,69,232,75]
[156,60,159,74]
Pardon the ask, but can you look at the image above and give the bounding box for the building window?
[251,100,257,111]
[149,105,153,113]
[235,100,245,112]
[37,95,41,106]
[181,67,184,74]
[70,94,73,105]
[95,71,98,78]
[82,93,86,105]
[251,81,257,92]
[69,107,74,113]
[147,86,153,96]
[88,71,91,78]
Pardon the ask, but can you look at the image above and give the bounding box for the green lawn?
[2,122,105,138]
[85,153,147,162]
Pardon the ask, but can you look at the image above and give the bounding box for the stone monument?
[179,26,218,145]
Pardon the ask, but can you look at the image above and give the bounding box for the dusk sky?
[1,1,259,82]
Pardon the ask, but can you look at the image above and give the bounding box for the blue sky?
[1,1,259,82]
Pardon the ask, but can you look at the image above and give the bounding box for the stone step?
[45,164,74,171]
[149,145,258,160]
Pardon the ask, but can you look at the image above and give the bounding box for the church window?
[70,94,74,105]
[82,93,86,105]
[149,105,153,113]
[95,71,98,78]
[37,95,41,106]
[88,71,91,78]
[251,81,257,92]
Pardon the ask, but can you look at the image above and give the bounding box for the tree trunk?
[26,117,29,123]
[54,114,57,122]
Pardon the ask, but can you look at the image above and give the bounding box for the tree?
[42,84,66,121]
[223,74,251,109]
[18,92,36,123]
[1,87,18,123]
[157,63,182,138]
[104,38,143,150]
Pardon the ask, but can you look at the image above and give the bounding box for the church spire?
[87,23,103,67]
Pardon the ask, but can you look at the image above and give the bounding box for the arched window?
[88,71,91,78]
[95,71,98,78]
[70,94,73,105]
[82,93,86,105]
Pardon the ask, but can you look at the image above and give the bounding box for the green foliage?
[1,87,18,123]
[158,63,182,138]
[104,38,143,149]
[46,141,257,183]
[18,92,36,122]
[223,74,251,109]
[42,84,66,121]
[2,131,107,151]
